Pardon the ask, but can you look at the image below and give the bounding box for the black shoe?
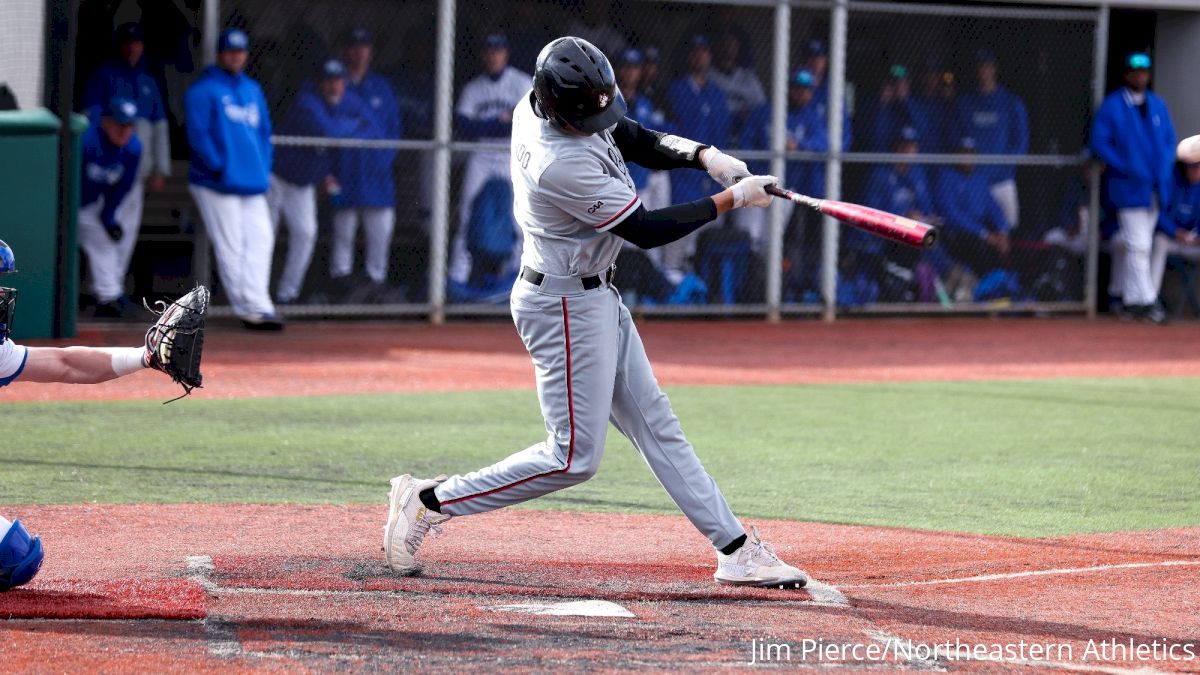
[93,300,125,319]
[240,313,286,331]
[1143,304,1168,325]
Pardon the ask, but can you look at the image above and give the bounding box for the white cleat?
[714,525,809,589]
[384,474,451,574]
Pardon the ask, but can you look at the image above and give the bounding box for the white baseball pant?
[266,175,318,302]
[433,274,745,549]
[78,196,140,303]
[1116,206,1160,306]
[1150,232,1200,294]
[990,178,1020,230]
[189,184,277,318]
[331,207,394,284]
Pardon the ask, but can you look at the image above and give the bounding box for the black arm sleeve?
[611,117,709,172]
[608,198,718,249]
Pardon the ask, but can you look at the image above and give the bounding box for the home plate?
[484,599,636,618]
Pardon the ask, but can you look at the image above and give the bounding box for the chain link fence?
[112,0,1103,319]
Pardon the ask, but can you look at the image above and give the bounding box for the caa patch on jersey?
[0,338,28,387]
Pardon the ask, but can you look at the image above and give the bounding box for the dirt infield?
[6,317,1200,401]
[2,506,1197,671]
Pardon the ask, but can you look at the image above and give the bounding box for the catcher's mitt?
[144,285,209,402]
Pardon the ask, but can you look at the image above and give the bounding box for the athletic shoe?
[239,313,285,331]
[714,525,808,588]
[1143,303,1168,325]
[384,474,451,574]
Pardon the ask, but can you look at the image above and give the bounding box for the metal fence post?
[428,0,456,324]
[202,0,218,66]
[823,0,848,322]
[1086,4,1109,320]
[767,0,790,322]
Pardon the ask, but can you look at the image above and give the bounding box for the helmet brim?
[570,89,628,134]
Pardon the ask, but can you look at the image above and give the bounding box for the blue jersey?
[934,166,1008,239]
[185,65,273,195]
[80,122,142,229]
[1159,173,1200,238]
[858,163,932,254]
[953,86,1028,184]
[1091,88,1177,211]
[912,95,955,153]
[861,98,930,153]
[274,86,379,187]
[624,92,673,191]
[342,72,403,207]
[665,76,731,203]
[81,57,167,123]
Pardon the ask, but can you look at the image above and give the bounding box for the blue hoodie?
[855,163,932,255]
[1091,88,1177,210]
[274,85,379,187]
[954,86,1028,185]
[185,65,273,195]
[340,72,402,207]
[934,166,1008,239]
[1158,171,1200,238]
[81,57,166,123]
[80,122,142,230]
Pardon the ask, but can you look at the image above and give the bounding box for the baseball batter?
[0,239,208,590]
[385,37,807,588]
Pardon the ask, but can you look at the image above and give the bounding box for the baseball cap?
[792,69,815,88]
[1126,52,1152,70]
[974,49,998,64]
[888,64,908,80]
[644,46,660,62]
[805,39,826,56]
[113,22,143,45]
[484,33,508,50]
[346,27,372,46]
[959,136,977,151]
[617,48,643,66]
[320,58,346,79]
[218,28,250,53]
[105,96,139,124]
[689,34,711,50]
[895,126,919,144]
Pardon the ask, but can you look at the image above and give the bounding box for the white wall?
[1156,11,1200,139]
[0,0,46,108]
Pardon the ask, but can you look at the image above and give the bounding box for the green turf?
[3,377,1198,537]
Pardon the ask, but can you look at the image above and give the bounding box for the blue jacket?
[861,97,930,153]
[80,123,142,229]
[666,76,731,203]
[274,86,379,187]
[1091,88,1177,210]
[340,72,403,207]
[1158,172,1200,238]
[934,166,1008,240]
[624,92,673,191]
[911,95,955,153]
[786,99,850,199]
[81,57,167,123]
[185,65,273,195]
[954,86,1028,184]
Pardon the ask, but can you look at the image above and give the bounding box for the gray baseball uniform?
[433,92,744,549]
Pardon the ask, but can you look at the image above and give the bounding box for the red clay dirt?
[4,317,1199,402]
[2,506,1197,671]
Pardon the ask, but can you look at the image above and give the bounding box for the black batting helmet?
[533,36,627,134]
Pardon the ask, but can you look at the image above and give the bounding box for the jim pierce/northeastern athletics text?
[746,637,1199,665]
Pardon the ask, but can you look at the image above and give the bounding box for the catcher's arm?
[144,285,209,403]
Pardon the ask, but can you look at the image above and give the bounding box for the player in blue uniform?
[861,127,935,258]
[332,28,404,292]
[860,65,931,153]
[1151,161,1200,300]
[666,35,732,206]
[912,61,957,154]
[78,96,142,316]
[953,50,1028,230]
[933,136,1011,282]
[270,58,380,303]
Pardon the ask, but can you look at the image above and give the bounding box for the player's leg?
[606,298,807,587]
[77,201,125,307]
[1149,232,1174,297]
[330,208,359,279]
[1107,232,1127,308]
[276,179,317,303]
[191,185,253,315]
[990,178,1020,230]
[448,154,490,284]
[237,194,278,318]
[362,207,395,284]
[384,283,620,572]
[20,345,148,384]
[112,179,146,301]
[1118,206,1159,312]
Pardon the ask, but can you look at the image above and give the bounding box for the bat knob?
[922,226,939,249]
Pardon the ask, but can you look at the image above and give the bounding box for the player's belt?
[521,265,615,291]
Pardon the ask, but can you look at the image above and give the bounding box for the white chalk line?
[841,559,1200,589]
[185,555,241,658]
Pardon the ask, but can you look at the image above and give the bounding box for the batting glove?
[703,147,751,188]
[731,175,777,209]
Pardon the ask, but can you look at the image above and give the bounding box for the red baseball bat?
[765,185,938,249]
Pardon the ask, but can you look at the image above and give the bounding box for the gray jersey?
[510,92,641,277]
